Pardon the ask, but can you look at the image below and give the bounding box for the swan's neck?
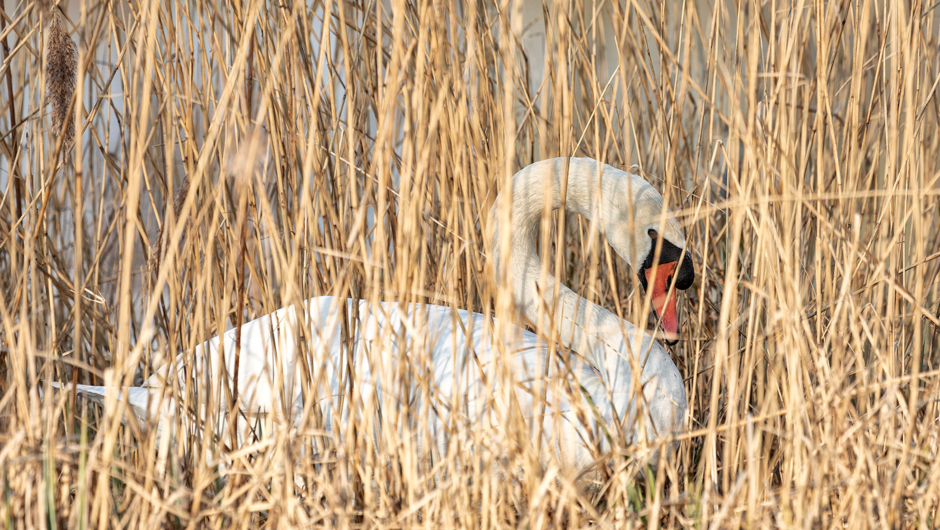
[490,158,645,370]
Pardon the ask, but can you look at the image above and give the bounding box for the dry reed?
[0,0,938,528]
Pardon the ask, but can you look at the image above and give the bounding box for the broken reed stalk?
[147,171,190,287]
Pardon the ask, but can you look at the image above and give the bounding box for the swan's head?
[635,228,695,345]
[603,177,695,345]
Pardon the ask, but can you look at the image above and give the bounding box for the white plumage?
[60,157,692,487]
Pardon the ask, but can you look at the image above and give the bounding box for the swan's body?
[61,158,694,486]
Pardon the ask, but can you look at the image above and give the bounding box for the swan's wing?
[143,297,353,416]
[129,297,632,473]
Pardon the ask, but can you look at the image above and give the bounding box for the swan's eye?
[648,228,659,239]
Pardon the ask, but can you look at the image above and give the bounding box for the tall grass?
[1,0,938,527]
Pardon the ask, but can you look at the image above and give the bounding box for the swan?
[55,157,694,488]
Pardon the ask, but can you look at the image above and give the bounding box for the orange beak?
[644,262,680,345]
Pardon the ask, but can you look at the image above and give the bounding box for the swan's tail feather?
[49,382,153,421]
[50,382,106,405]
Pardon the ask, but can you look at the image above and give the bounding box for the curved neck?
[489,158,645,370]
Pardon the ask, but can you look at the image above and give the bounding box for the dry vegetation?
[1,0,939,527]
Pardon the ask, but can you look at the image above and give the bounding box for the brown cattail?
[227,129,270,188]
[36,0,55,17]
[46,14,77,156]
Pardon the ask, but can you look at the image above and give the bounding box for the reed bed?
[1,0,939,527]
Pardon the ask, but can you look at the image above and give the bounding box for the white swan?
[58,157,694,488]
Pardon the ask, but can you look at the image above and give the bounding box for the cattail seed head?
[36,0,55,17]
[46,14,77,156]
